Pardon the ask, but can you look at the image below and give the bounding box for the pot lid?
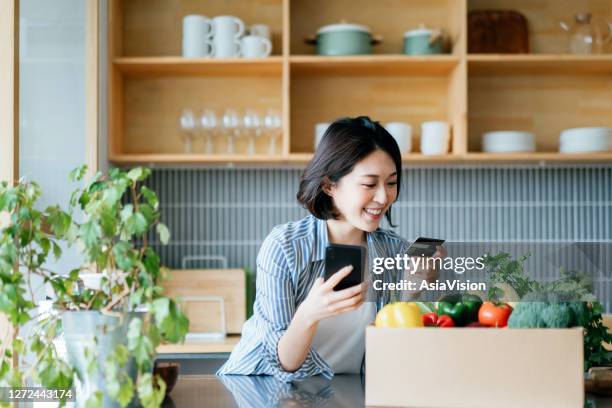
[317,22,371,35]
[404,24,440,37]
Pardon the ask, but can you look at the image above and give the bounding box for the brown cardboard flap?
[366,326,583,407]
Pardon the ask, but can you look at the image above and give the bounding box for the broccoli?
[541,303,574,328]
[508,302,575,328]
[507,302,547,328]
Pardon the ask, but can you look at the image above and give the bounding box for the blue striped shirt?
[216,214,410,382]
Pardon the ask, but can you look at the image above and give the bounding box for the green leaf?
[156,299,189,343]
[156,223,170,245]
[141,186,159,210]
[102,186,123,207]
[127,167,151,183]
[69,165,88,182]
[117,377,134,407]
[84,391,103,408]
[113,241,135,271]
[137,372,166,408]
[126,213,148,237]
[127,318,154,371]
[80,220,102,247]
[46,207,71,237]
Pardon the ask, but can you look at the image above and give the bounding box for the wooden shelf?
[108,0,612,166]
[114,56,283,76]
[110,152,612,165]
[464,152,612,163]
[156,335,240,355]
[290,55,460,76]
[468,54,612,75]
[109,154,301,165]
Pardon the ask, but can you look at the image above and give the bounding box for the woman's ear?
[321,176,334,196]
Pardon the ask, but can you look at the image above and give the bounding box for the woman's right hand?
[295,265,366,327]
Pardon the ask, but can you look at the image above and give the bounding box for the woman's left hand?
[401,245,446,300]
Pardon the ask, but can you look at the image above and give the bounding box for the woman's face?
[326,149,398,232]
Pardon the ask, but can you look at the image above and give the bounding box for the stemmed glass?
[178,109,197,154]
[200,109,218,154]
[243,109,262,155]
[221,109,240,154]
[264,109,282,155]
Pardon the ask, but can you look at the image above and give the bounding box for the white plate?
[482,131,536,153]
[559,127,612,153]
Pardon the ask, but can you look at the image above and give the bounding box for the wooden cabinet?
[108,0,612,165]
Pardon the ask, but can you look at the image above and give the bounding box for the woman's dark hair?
[297,116,402,226]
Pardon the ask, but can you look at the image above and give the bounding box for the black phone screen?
[406,237,445,257]
[324,244,365,291]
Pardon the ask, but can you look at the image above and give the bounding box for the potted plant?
[0,165,189,407]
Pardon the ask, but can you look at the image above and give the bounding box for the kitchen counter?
[160,374,612,408]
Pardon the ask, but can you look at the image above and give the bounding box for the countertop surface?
[160,374,612,408]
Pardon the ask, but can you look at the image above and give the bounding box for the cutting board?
[164,269,246,335]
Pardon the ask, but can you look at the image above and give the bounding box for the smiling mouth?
[364,208,384,216]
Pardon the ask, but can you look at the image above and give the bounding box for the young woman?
[217,116,438,382]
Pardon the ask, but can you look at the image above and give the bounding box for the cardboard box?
[365,326,584,407]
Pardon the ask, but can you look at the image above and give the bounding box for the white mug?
[213,38,241,58]
[250,24,271,40]
[241,35,272,58]
[213,16,245,58]
[213,15,245,38]
[420,120,450,155]
[314,122,331,149]
[182,15,214,57]
[385,122,412,154]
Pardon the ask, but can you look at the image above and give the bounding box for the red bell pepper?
[422,312,455,327]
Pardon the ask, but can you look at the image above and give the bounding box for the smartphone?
[406,237,445,257]
[324,244,366,291]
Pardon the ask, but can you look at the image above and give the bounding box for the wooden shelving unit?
[108,0,612,165]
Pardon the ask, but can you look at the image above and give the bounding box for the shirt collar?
[312,216,385,263]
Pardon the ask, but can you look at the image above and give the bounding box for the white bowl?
[559,127,612,153]
[482,131,536,153]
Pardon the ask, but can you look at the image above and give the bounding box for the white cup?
[241,35,272,58]
[213,15,245,38]
[314,122,331,149]
[420,120,450,155]
[385,122,412,154]
[182,15,214,57]
[212,16,245,58]
[250,24,271,40]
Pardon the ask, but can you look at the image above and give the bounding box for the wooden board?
[164,269,246,335]
[468,0,612,54]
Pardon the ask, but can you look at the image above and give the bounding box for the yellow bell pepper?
[375,302,423,328]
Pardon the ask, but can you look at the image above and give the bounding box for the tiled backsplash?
[147,165,611,263]
[146,165,612,307]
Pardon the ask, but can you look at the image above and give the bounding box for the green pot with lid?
[306,23,382,56]
[403,26,445,55]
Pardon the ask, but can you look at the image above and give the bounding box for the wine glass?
[221,108,240,154]
[200,109,218,154]
[178,109,197,154]
[243,109,262,155]
[264,109,282,155]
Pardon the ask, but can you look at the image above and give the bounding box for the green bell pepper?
[437,294,482,326]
